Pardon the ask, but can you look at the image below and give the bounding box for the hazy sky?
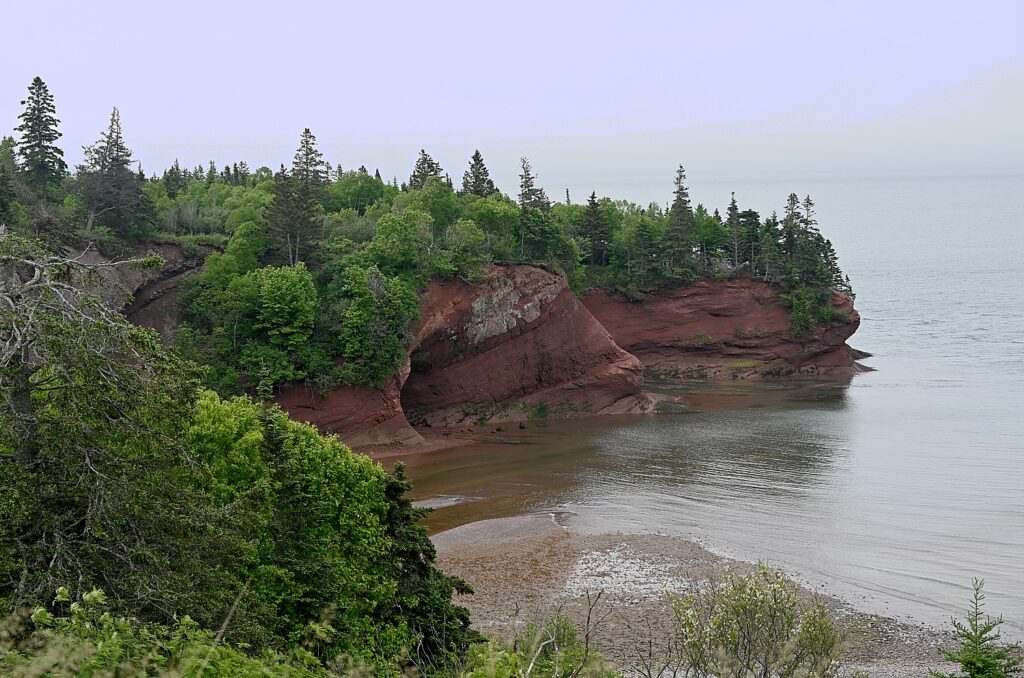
[3,0,1022,205]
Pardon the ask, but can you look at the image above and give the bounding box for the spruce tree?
[517,157,551,258]
[76,107,144,235]
[409,149,442,189]
[461,149,496,197]
[581,191,610,265]
[662,165,697,279]
[292,128,328,191]
[726,191,741,267]
[265,165,318,266]
[932,579,1023,678]
[15,77,67,200]
[517,157,550,211]
[0,164,18,229]
[164,159,184,198]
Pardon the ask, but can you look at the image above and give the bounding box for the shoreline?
[357,378,862,459]
[432,513,954,678]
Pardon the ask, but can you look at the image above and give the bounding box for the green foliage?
[931,580,1022,678]
[667,564,842,678]
[1,591,328,676]
[339,266,420,388]
[460,614,614,678]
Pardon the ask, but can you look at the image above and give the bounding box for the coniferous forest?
[8,78,1014,677]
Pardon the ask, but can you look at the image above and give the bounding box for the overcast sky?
[3,0,1022,204]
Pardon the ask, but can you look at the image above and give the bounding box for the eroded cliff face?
[403,265,649,427]
[582,278,861,380]
[276,265,650,445]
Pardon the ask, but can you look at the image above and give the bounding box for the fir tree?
[292,128,328,191]
[206,160,217,186]
[374,168,382,181]
[15,77,67,199]
[662,165,697,279]
[932,579,1022,678]
[461,149,496,197]
[76,107,145,235]
[409,149,442,189]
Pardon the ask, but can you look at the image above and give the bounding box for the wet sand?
[434,514,954,678]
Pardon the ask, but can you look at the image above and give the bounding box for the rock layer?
[582,278,861,379]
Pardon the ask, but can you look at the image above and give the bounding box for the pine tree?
[374,168,382,181]
[738,209,762,272]
[206,160,217,186]
[581,192,610,265]
[662,165,697,279]
[15,77,67,199]
[461,149,496,197]
[292,128,328,191]
[76,107,144,235]
[409,149,442,189]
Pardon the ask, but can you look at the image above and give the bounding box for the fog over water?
[394,173,1024,637]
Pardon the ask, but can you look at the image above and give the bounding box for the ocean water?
[395,173,1024,637]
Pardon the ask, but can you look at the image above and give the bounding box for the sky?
[3,0,1022,205]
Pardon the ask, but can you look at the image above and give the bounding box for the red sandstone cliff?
[582,278,861,379]
[277,265,650,445]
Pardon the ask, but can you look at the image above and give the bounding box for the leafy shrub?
[667,564,841,678]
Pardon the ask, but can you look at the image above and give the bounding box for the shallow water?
[389,174,1024,638]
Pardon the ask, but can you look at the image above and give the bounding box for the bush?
[667,564,841,678]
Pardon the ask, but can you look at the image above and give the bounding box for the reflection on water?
[391,377,1023,639]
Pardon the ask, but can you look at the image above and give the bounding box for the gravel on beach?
[433,513,954,677]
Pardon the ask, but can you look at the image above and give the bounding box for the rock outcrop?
[582,278,861,379]
[276,265,650,445]
[403,265,649,427]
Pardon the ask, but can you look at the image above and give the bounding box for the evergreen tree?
[565,188,571,205]
[517,157,551,258]
[374,168,382,181]
[206,160,217,186]
[738,209,762,271]
[517,157,550,211]
[932,579,1022,678]
[409,149,442,189]
[782,192,802,261]
[0,164,18,229]
[265,165,318,266]
[726,191,741,267]
[292,128,328,191]
[461,149,496,197]
[164,159,185,198]
[76,107,145,235]
[581,191,610,265]
[15,77,67,199]
[662,165,697,279]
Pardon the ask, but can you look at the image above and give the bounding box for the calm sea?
[393,174,1024,637]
